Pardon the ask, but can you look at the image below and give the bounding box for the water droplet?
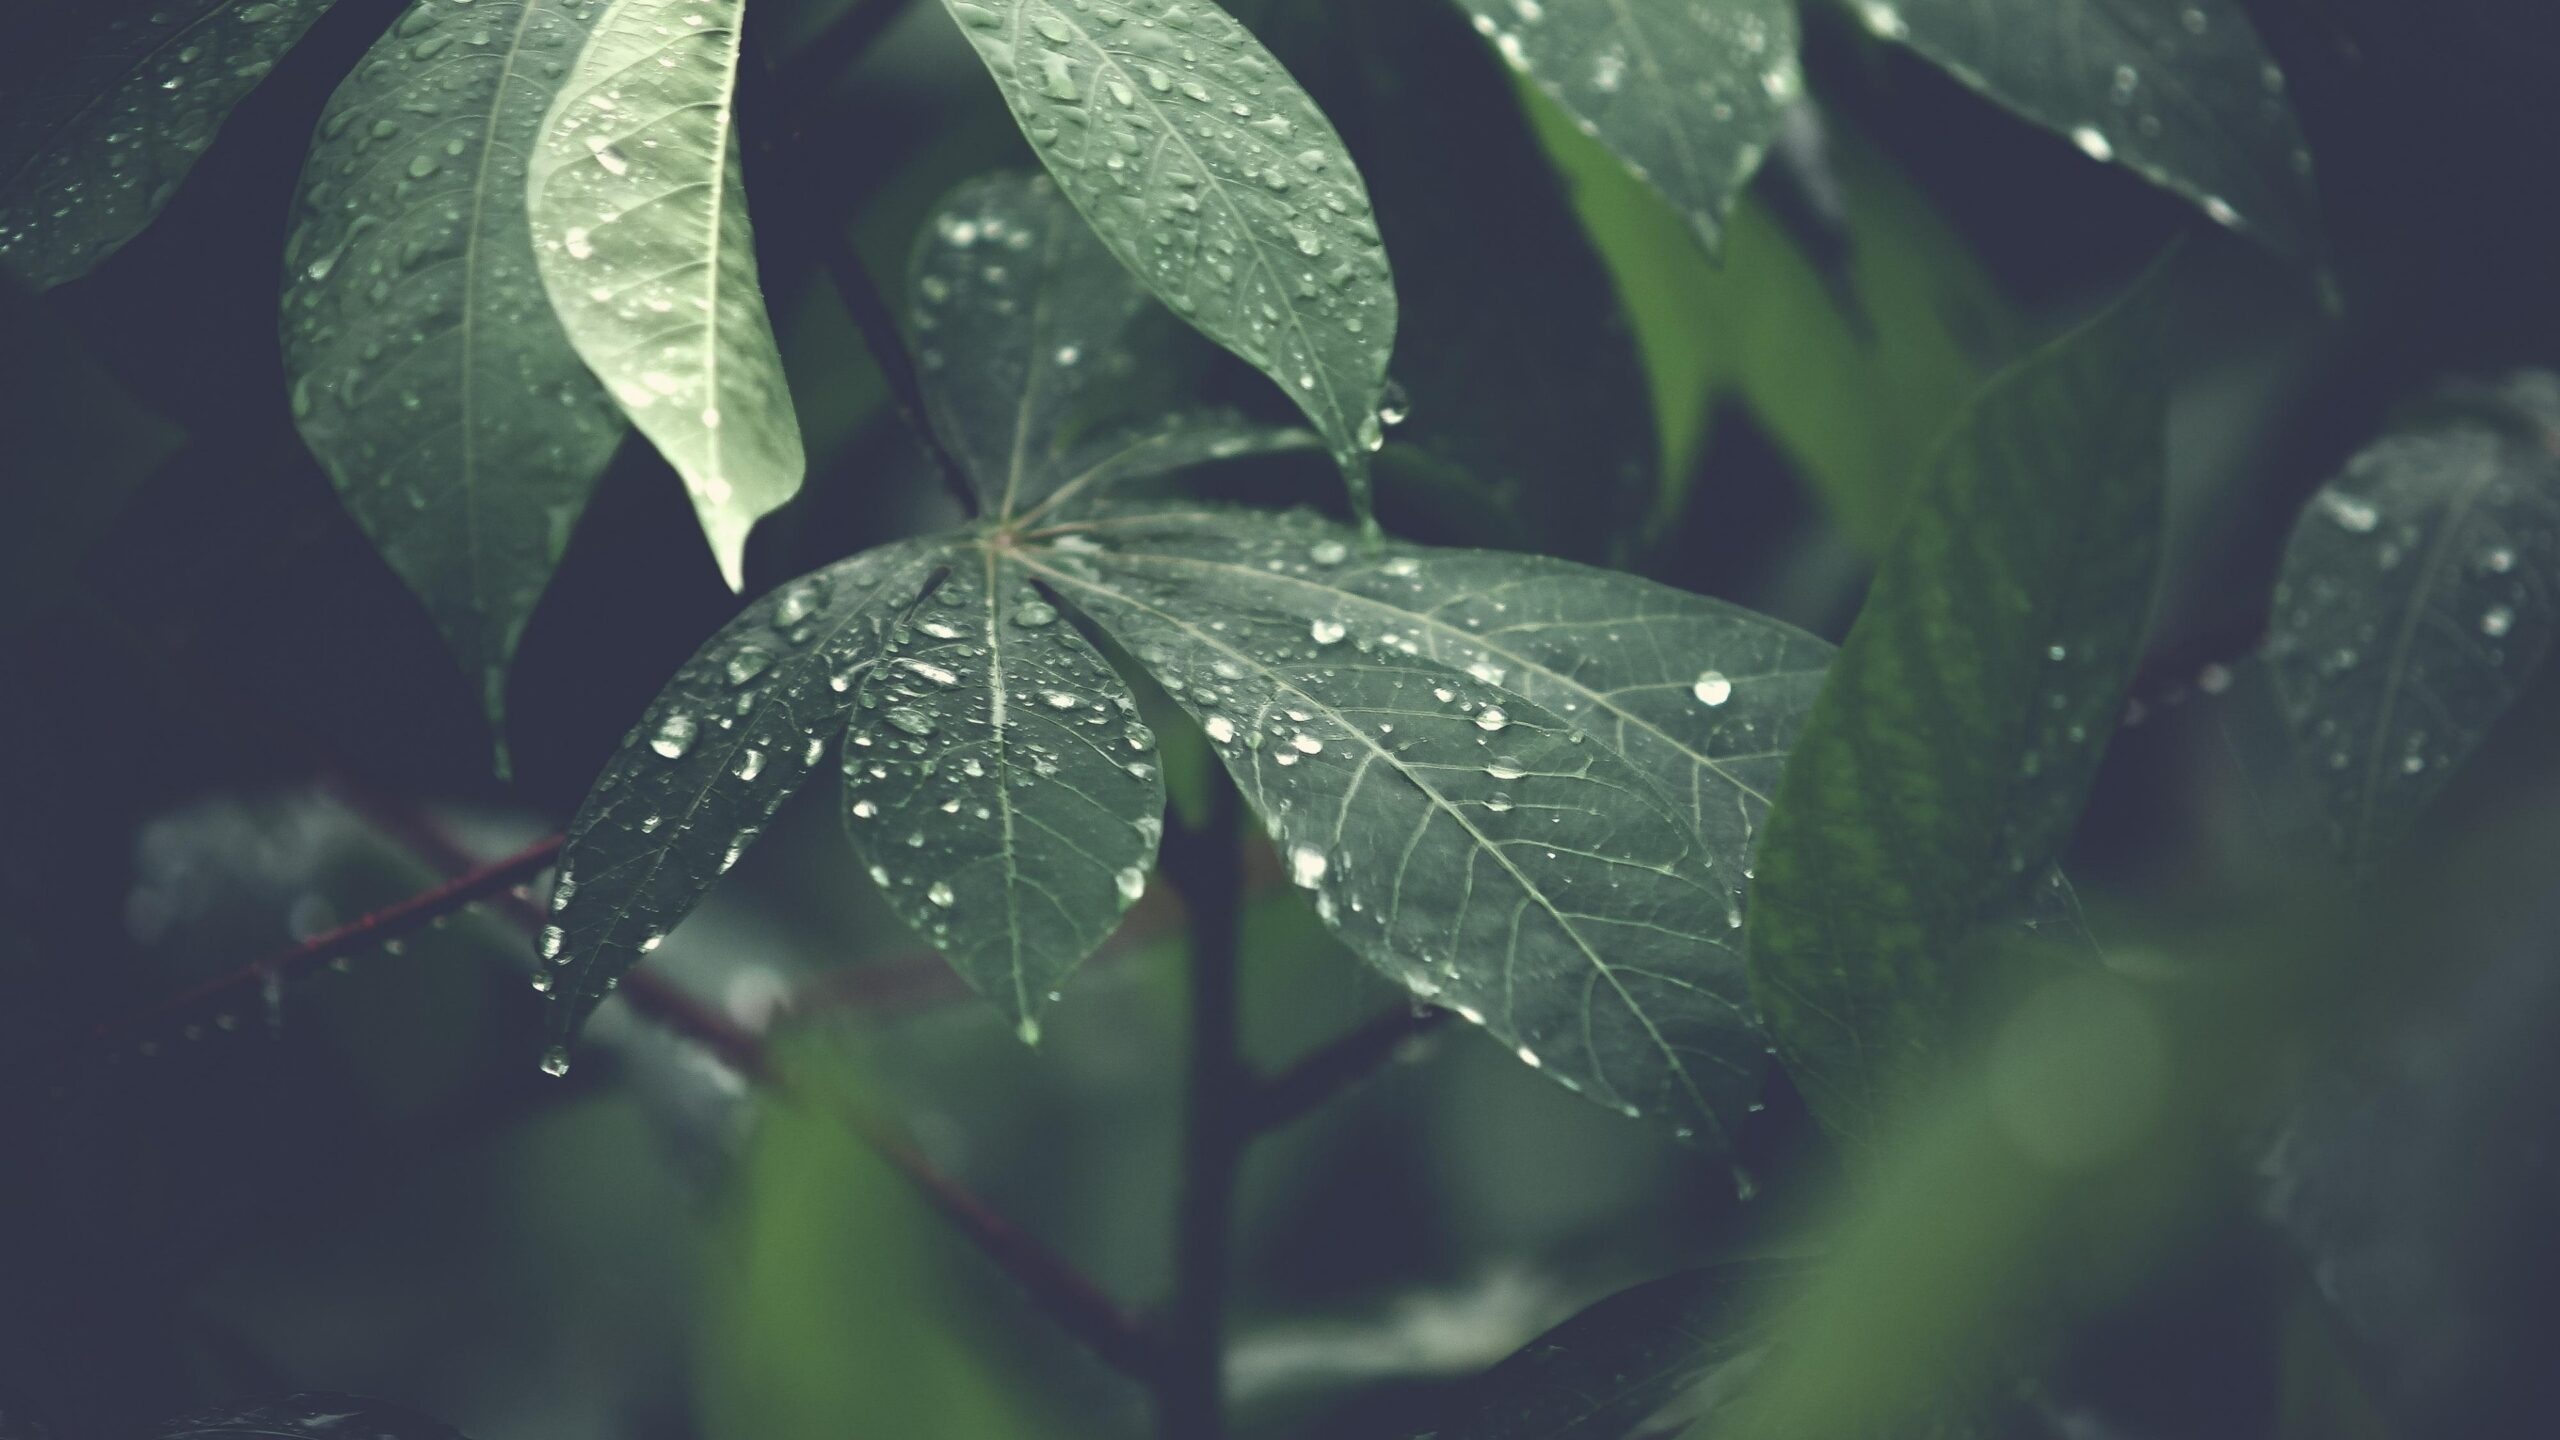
[928,881,957,908]
[539,1046,572,1078]
[1310,619,1347,645]
[1692,671,1732,706]
[1474,706,1509,732]
[1289,845,1329,888]
[651,712,698,759]
[1116,867,1146,902]
[2482,605,2515,638]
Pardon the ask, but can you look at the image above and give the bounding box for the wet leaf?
[0,0,340,288]
[283,0,626,739]
[1848,0,2319,256]
[527,0,803,589]
[542,541,944,1052]
[1017,504,1832,1138]
[934,0,1398,521]
[2265,373,2560,866]
[156,1393,474,1439]
[1260,0,1659,557]
[838,548,1164,1041]
[1747,269,2171,1146]
[1449,0,1799,254]
[1419,1262,1803,1440]
[907,171,1315,522]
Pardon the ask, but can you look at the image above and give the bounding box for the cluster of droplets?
[1460,0,1799,245]
[945,0,1394,460]
[1,1,334,286]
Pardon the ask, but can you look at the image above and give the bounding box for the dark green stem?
[1157,771,1247,1439]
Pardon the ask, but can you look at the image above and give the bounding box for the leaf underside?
[935,0,1398,517]
[1747,269,2171,1146]
[1858,0,2319,256]
[1020,503,1833,1137]
[0,0,339,288]
[2266,373,2560,867]
[284,0,627,734]
[1449,0,1801,253]
[527,0,804,588]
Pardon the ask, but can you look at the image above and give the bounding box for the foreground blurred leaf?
[157,1394,473,1439]
[528,0,803,588]
[934,0,1398,520]
[1748,269,2170,1145]
[907,172,1317,523]
[1260,0,1658,557]
[2264,372,2560,867]
[1527,96,2022,540]
[699,1048,1032,1440]
[284,0,626,739]
[0,0,340,288]
[1449,0,1799,254]
[1019,504,1829,1137]
[1846,0,2318,256]
[0,279,181,632]
[1421,1262,1802,1440]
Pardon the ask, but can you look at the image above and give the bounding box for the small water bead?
[928,882,957,908]
[1289,734,1323,754]
[1310,619,1347,645]
[886,707,935,736]
[2482,605,2515,638]
[1116,867,1147,902]
[539,1046,572,1078]
[1288,845,1329,887]
[1309,540,1349,567]
[733,749,767,781]
[651,712,698,759]
[1012,599,1060,628]
[1474,706,1509,732]
[1204,715,1237,744]
[1692,671,1732,706]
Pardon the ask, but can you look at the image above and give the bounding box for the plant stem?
[1157,773,1248,1439]
[814,238,980,519]
[1245,1005,1450,1136]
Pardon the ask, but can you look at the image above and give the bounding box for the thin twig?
[1155,773,1248,1439]
[1245,1005,1452,1135]
[816,238,980,518]
[93,836,565,1043]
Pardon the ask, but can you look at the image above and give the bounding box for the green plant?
[6,1,2558,1439]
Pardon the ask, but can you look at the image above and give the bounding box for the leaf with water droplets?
[841,548,1164,1037]
[908,171,1315,521]
[1850,0,2318,256]
[155,1393,476,1440]
[543,541,944,1046]
[0,0,340,288]
[284,0,626,748]
[2265,373,2560,867]
[932,0,1397,522]
[1747,264,2171,1147]
[1017,503,1831,1137]
[1416,1260,1803,1440]
[527,0,803,589]
[1256,0,1659,557]
[1448,0,1799,254]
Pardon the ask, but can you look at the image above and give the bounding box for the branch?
[93,835,565,1043]
[815,236,980,519]
[1245,1005,1451,1135]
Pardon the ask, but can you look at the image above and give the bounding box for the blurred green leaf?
[2264,372,2560,867]
[932,0,1398,521]
[1844,0,2319,256]
[0,0,341,288]
[1447,0,1799,254]
[1018,503,1828,1138]
[528,0,804,589]
[1525,94,2023,543]
[700,1050,1032,1440]
[283,0,626,740]
[1747,268,2170,1145]
[1421,1261,1803,1440]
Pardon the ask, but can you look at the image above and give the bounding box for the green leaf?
[1016,504,1832,1137]
[1449,0,1800,254]
[1747,270,2171,1146]
[2265,373,2560,866]
[933,0,1398,521]
[527,0,804,589]
[283,0,627,737]
[1420,1262,1804,1440]
[0,0,341,288]
[1525,93,2025,542]
[156,1394,474,1439]
[1257,0,1659,558]
[908,171,1316,522]
[1847,0,2318,256]
[541,540,945,1052]
[839,546,1165,1041]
